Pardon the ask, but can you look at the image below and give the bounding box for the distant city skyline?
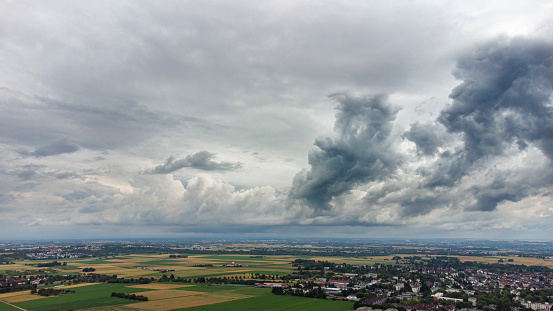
[1,1,553,240]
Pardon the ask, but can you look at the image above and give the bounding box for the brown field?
[0,290,46,303]
[3,293,46,303]
[127,284,193,290]
[0,263,29,271]
[131,289,203,300]
[124,292,252,311]
[0,290,34,299]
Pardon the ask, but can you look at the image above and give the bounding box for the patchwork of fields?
[0,282,354,311]
[1,252,552,310]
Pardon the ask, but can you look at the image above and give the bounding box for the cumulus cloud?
[425,36,553,189]
[403,122,451,156]
[290,94,402,210]
[145,151,243,174]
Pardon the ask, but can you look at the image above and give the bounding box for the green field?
[186,291,354,311]
[13,283,149,311]
[0,300,23,311]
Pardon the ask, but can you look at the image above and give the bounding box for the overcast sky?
[1,0,553,240]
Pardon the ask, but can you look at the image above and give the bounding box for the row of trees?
[111,292,148,301]
[31,287,75,296]
[36,261,67,267]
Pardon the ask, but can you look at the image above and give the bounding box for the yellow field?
[0,290,44,303]
[56,283,100,289]
[0,263,30,271]
[3,292,46,303]
[443,255,553,268]
[124,292,252,311]
[0,290,47,303]
[132,289,203,300]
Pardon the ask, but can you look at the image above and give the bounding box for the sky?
[1,0,553,240]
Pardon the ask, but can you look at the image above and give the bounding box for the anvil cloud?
[1,0,553,239]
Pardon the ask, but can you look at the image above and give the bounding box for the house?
[255,282,287,288]
[363,296,387,305]
[346,294,360,301]
[323,287,342,295]
[328,279,350,289]
[406,303,440,311]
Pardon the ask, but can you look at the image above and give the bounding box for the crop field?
[186,292,354,311]
[124,290,252,310]
[58,254,295,279]
[3,252,552,310]
[0,290,46,303]
[0,254,294,281]
[11,283,150,311]
[444,255,553,268]
[306,254,553,268]
[2,282,353,311]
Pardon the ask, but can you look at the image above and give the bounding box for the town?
[267,256,553,310]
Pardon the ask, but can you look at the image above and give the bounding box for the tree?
[272,287,284,295]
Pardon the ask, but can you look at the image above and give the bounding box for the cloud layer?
[1,1,553,239]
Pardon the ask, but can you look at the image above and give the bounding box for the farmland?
[0,282,353,311]
[0,254,296,280]
[0,253,356,310]
[2,239,553,310]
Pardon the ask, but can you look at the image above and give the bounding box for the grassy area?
[13,283,148,311]
[0,300,24,311]
[185,292,354,311]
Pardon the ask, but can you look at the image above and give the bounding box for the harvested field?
[0,283,98,303]
[131,289,202,301]
[0,290,46,303]
[0,290,34,299]
[57,282,100,289]
[3,293,45,303]
[126,284,193,290]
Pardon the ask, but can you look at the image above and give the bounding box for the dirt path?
[0,299,28,311]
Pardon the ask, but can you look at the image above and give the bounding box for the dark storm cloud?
[145,151,243,174]
[290,94,402,210]
[423,36,553,189]
[18,140,79,158]
[403,122,449,156]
